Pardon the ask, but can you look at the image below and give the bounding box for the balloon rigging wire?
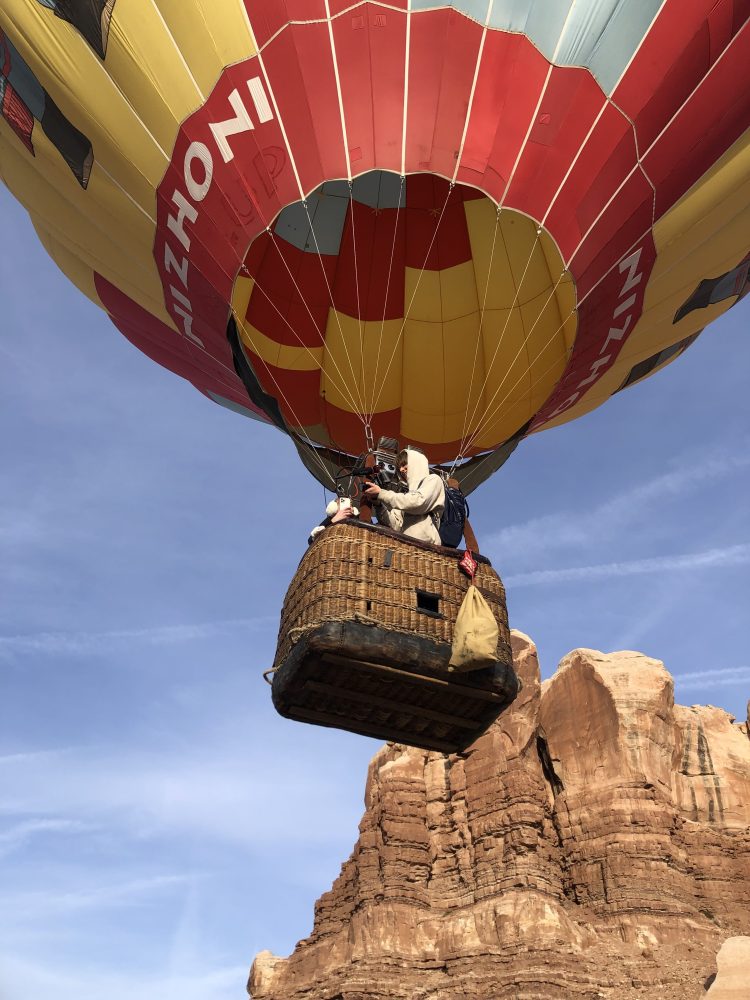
[366,174,405,423]
[347,180,366,412]
[231,43,367,422]
[455,300,578,494]
[368,180,456,418]
[26,158,159,299]
[445,16,749,470]
[451,0,495,186]
[457,225,545,455]
[148,0,206,104]
[458,317,577,494]
[264,226,366,421]
[563,17,749,277]
[94,161,156,224]
[451,202,503,476]
[297,196,369,420]
[232,317,337,486]
[462,277,573,455]
[462,272,570,451]
[242,255,365,422]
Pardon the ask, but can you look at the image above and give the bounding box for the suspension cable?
[462,289,573,454]
[455,224,544,458]
[244,252,366,421]
[235,321,337,487]
[298,196,369,419]
[451,202,502,475]
[366,174,405,422]
[347,179,366,411]
[452,305,577,494]
[368,180,455,417]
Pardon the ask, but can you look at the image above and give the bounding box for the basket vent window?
[416,589,441,617]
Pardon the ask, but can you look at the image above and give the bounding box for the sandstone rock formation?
[250,633,750,999]
[704,937,750,998]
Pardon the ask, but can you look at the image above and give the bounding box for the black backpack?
[437,483,469,548]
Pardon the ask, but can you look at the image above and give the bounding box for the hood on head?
[405,448,430,491]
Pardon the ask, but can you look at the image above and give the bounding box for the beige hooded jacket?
[375,448,445,545]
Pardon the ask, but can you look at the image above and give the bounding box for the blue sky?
[1,182,748,999]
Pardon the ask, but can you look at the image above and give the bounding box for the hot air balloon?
[2,0,749,747]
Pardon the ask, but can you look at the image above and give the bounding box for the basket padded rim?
[307,519,494,567]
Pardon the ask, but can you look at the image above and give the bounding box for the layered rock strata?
[250,634,750,999]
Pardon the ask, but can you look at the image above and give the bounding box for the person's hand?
[330,506,354,523]
[362,482,381,501]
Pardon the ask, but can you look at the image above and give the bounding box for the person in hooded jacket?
[362,446,445,545]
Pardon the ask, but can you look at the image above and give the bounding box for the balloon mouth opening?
[230,168,576,465]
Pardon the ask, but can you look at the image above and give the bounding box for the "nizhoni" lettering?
[546,246,644,420]
[160,77,274,348]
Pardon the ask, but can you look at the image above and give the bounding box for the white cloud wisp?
[672,666,750,692]
[0,617,275,659]
[505,543,750,588]
[487,450,750,565]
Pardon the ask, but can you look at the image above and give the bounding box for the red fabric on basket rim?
[459,550,478,579]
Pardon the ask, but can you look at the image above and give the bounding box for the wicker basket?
[270,520,517,752]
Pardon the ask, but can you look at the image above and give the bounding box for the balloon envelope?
[1,0,749,489]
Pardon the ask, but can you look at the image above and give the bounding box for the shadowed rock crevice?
[536,732,564,797]
[249,634,750,1000]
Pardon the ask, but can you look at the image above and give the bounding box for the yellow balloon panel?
[400,318,446,433]
[153,0,257,94]
[240,320,324,373]
[403,268,443,324]
[437,261,482,322]
[322,312,404,415]
[440,315,486,438]
[2,1,167,208]
[519,295,573,400]
[465,200,565,309]
[0,128,171,324]
[101,4,205,151]
[472,308,533,446]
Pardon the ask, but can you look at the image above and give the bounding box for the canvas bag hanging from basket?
[449,552,499,672]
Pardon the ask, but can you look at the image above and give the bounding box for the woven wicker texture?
[274,521,510,669]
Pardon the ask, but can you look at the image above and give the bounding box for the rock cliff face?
[250,634,750,999]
